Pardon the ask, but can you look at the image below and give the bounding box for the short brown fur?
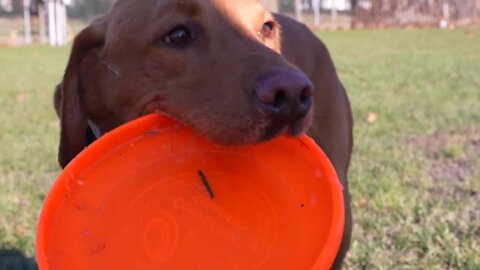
[54,1,353,268]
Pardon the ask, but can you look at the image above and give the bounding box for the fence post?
[295,0,303,22]
[48,0,57,46]
[56,1,68,46]
[313,0,321,26]
[331,1,338,22]
[23,0,32,44]
[39,3,47,44]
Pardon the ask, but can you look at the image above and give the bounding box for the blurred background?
[1,0,480,45]
[0,1,479,270]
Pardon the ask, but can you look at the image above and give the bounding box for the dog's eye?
[164,25,195,48]
[260,21,275,38]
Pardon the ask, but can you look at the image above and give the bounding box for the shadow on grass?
[0,249,37,270]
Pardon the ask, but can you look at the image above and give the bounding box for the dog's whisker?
[101,61,122,78]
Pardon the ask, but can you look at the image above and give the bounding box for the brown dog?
[54,0,353,268]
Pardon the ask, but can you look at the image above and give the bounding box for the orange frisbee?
[36,114,344,270]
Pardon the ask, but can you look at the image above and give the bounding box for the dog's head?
[56,0,315,167]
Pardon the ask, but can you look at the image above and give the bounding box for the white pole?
[55,1,62,45]
[331,0,338,22]
[443,1,450,21]
[313,0,321,26]
[48,1,57,46]
[23,0,32,44]
[59,1,68,45]
[64,4,69,45]
[57,2,65,45]
[295,0,303,22]
[39,4,47,44]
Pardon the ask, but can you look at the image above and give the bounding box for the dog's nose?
[255,69,314,121]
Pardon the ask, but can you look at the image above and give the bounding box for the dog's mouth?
[182,110,313,146]
[140,98,312,145]
[260,111,313,141]
[141,96,167,116]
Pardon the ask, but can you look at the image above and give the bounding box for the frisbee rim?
[36,114,344,270]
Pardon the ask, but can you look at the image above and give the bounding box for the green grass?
[319,27,480,269]
[0,27,479,269]
[0,46,68,269]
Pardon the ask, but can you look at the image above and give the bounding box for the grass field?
[0,27,479,269]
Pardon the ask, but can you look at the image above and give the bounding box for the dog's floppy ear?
[57,19,106,168]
